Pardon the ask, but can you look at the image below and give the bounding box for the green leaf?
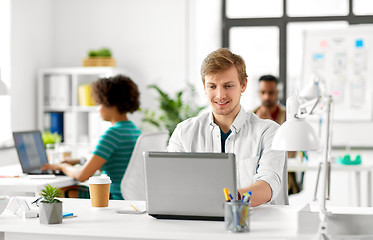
[41,131,62,147]
[142,84,206,136]
[97,48,112,57]
[40,184,62,203]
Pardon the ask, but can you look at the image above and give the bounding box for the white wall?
[188,0,222,103]
[0,0,11,143]
[10,0,221,131]
[11,0,55,131]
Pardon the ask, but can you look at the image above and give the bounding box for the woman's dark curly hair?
[91,75,140,114]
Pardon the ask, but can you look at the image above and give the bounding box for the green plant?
[40,184,62,203]
[87,48,112,57]
[41,131,62,147]
[88,50,98,57]
[142,84,206,136]
[97,48,112,57]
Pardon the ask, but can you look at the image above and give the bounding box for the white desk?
[0,197,308,240]
[2,197,373,240]
[288,157,373,207]
[0,164,76,196]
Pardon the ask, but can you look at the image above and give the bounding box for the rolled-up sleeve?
[253,123,286,202]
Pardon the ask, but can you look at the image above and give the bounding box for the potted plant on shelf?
[82,47,116,67]
[39,184,63,224]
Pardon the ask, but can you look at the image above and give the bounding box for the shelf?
[43,106,99,113]
[43,106,71,112]
[38,67,126,149]
[72,106,99,112]
[40,67,122,75]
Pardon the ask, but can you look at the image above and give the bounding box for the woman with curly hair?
[42,75,141,200]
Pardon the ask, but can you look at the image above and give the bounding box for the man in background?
[253,75,285,124]
[253,74,299,194]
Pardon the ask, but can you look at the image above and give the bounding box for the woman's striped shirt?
[93,121,141,200]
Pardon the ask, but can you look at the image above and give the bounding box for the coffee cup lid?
[88,174,112,184]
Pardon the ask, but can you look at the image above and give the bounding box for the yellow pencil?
[130,204,138,212]
[223,188,231,202]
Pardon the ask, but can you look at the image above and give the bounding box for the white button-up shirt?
[167,107,286,203]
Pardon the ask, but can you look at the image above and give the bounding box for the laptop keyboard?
[28,170,65,176]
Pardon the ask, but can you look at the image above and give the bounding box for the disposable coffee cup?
[88,174,111,208]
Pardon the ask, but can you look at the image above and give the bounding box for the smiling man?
[167,48,287,207]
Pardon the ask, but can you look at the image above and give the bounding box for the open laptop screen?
[144,151,237,221]
[13,131,49,173]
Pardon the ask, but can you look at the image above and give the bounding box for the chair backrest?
[121,131,169,200]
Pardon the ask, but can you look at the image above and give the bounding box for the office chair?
[120,131,169,200]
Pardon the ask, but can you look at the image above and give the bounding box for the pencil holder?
[224,200,250,233]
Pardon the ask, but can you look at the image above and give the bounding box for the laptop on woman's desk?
[12,131,64,176]
[144,151,237,221]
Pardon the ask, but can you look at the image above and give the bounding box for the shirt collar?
[231,106,247,134]
[208,106,248,133]
[208,112,216,127]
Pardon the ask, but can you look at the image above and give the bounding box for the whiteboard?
[302,25,373,121]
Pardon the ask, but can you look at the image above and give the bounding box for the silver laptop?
[144,151,237,221]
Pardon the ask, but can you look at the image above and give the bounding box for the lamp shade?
[300,80,319,101]
[272,119,321,151]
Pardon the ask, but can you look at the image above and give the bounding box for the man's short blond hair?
[200,48,248,85]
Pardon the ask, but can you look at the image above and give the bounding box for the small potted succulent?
[39,184,63,224]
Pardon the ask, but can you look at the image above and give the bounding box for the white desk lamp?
[272,74,335,239]
[273,75,373,239]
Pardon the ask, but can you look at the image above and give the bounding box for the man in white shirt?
[167,48,286,207]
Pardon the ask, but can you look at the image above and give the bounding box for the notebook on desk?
[12,131,64,176]
[144,151,237,221]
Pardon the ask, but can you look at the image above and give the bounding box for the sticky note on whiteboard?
[355,39,364,48]
[313,53,324,60]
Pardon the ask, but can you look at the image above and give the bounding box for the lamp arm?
[309,96,322,115]
[296,96,322,119]
[320,94,333,213]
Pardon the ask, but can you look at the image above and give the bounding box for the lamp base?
[298,203,373,236]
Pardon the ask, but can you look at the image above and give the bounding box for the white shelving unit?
[38,67,126,150]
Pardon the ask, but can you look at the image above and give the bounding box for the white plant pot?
[39,202,62,224]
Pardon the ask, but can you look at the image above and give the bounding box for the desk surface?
[288,159,373,172]
[0,197,306,240]
[288,150,373,172]
[0,164,76,195]
[288,151,373,208]
[2,198,373,240]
